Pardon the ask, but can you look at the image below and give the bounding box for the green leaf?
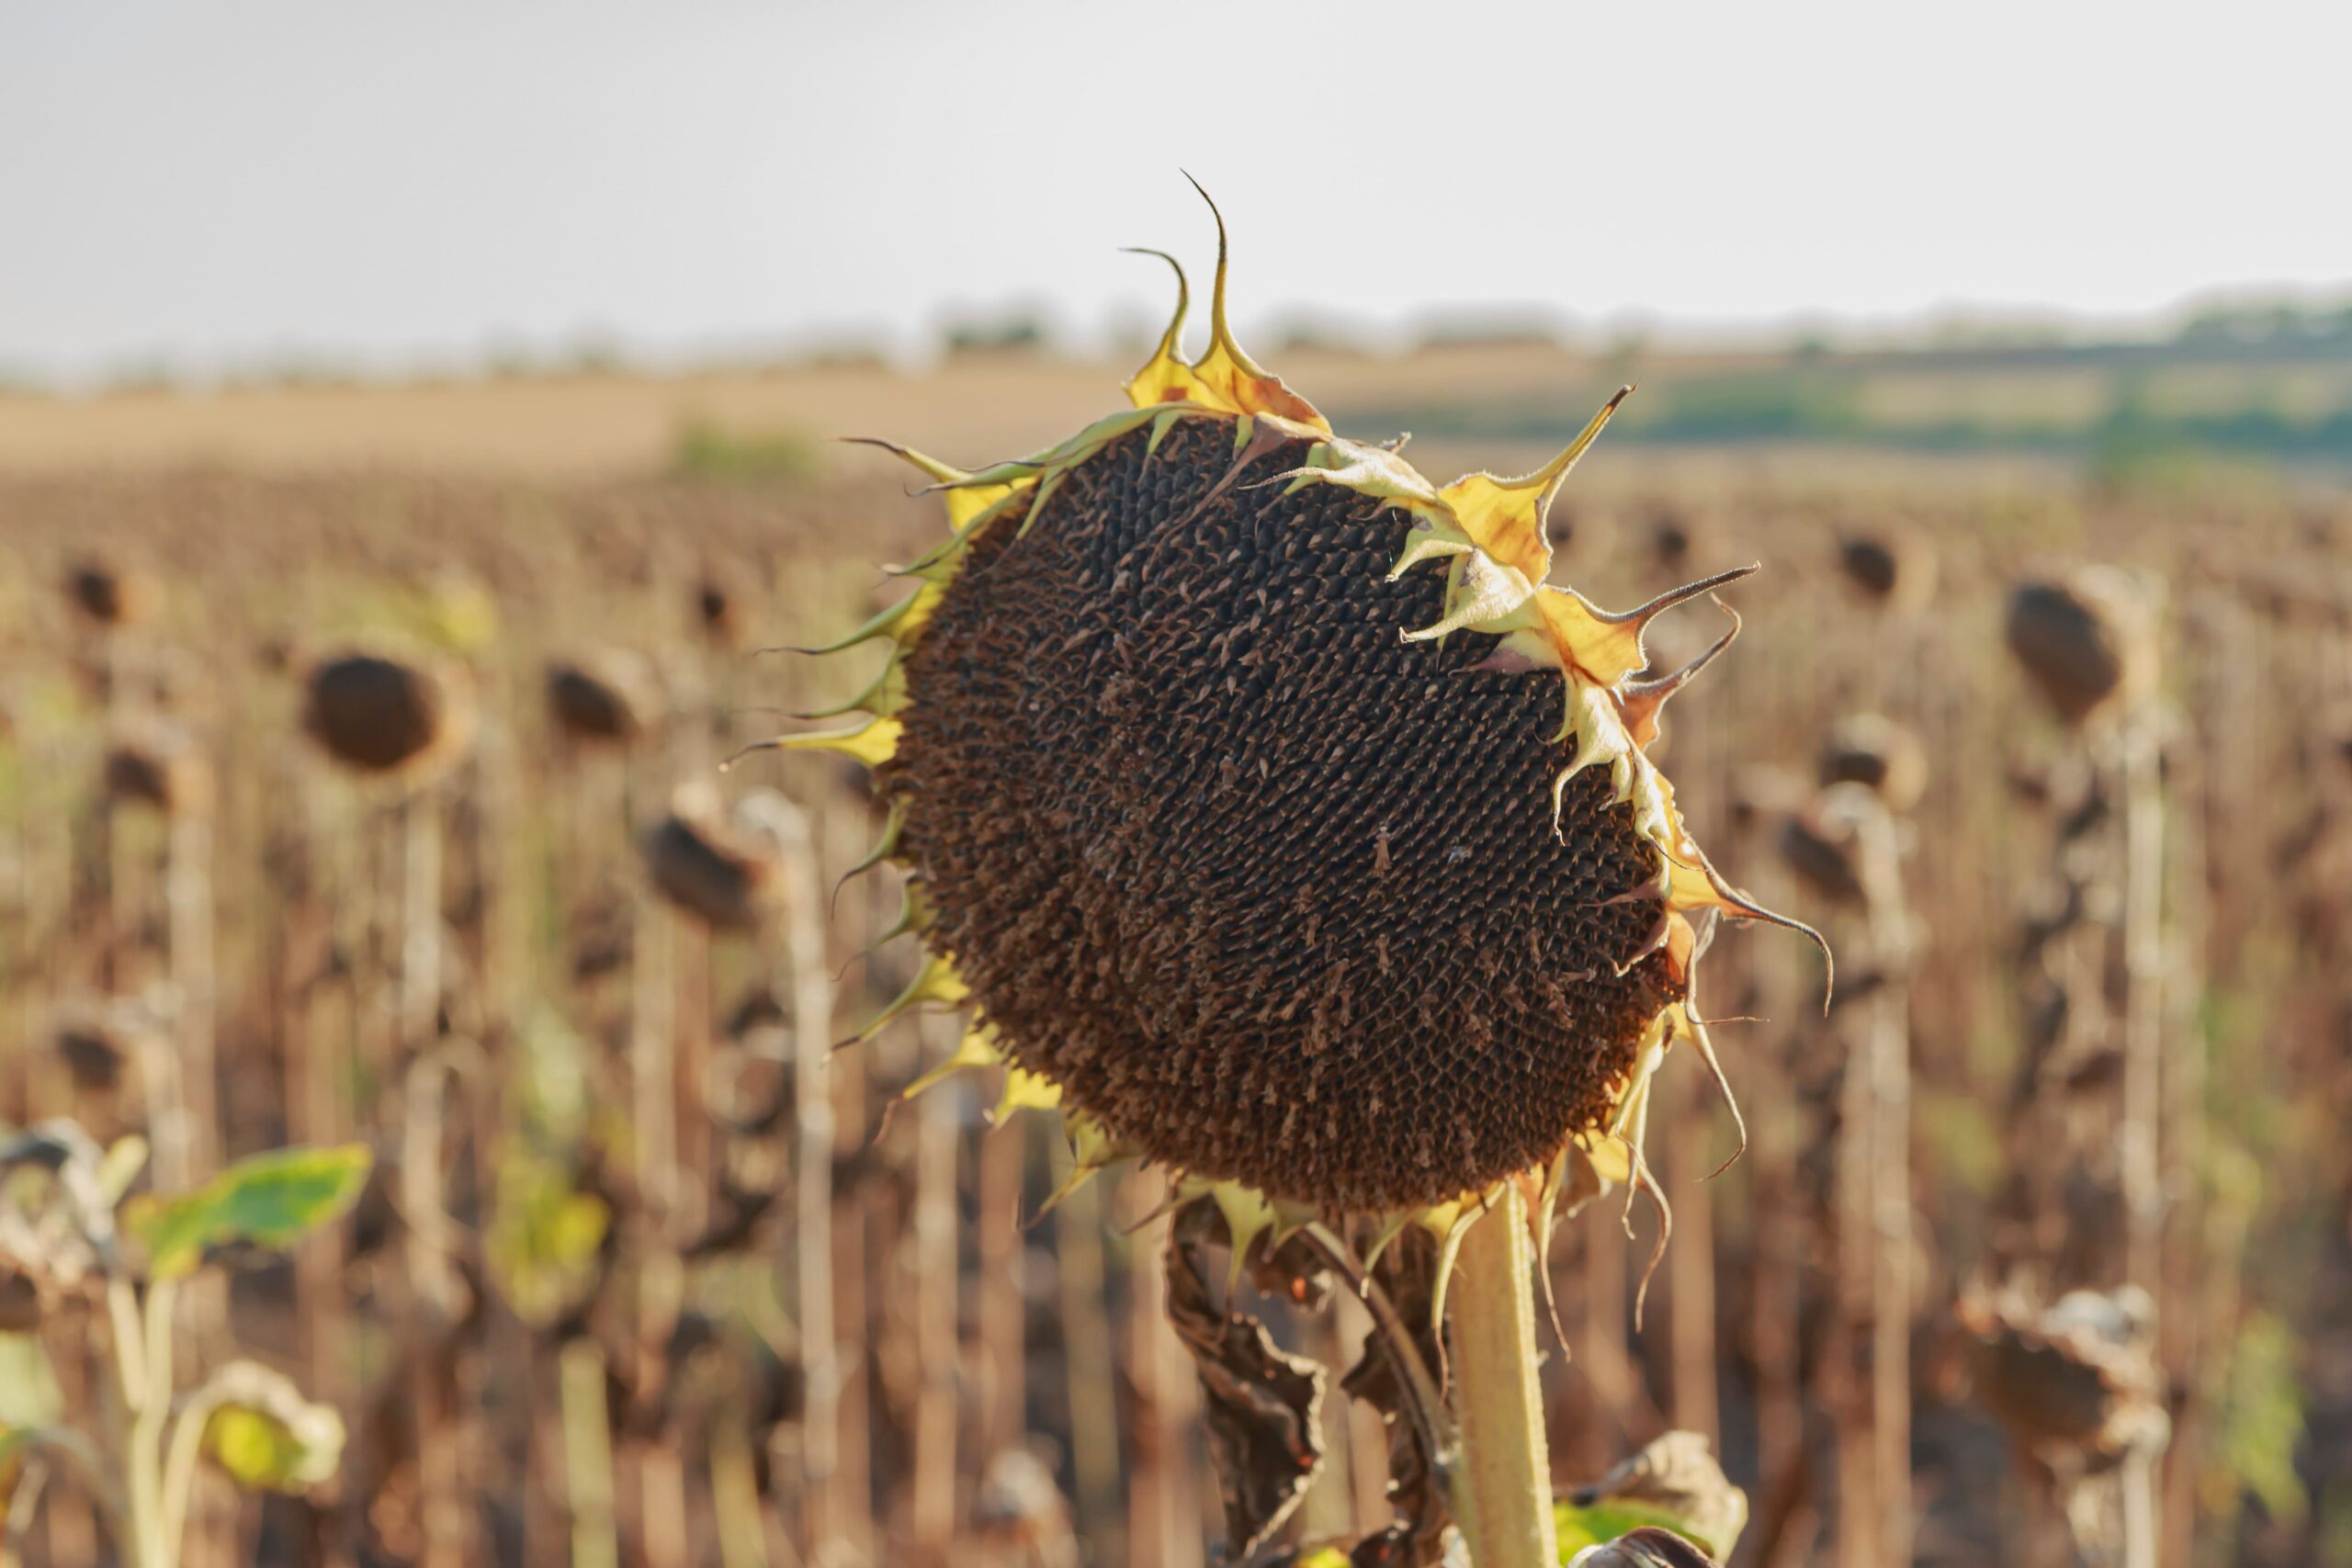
[1556,1501,1693,1554]
[1565,1527,1721,1567]
[2209,1308,2309,1529]
[129,1145,372,1280]
[199,1362,345,1493]
[1555,1432,1747,1562]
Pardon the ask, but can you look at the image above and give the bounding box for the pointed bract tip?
[1681,1012,1750,1181]
[837,435,976,491]
[1695,853,1836,1008]
[1182,173,1273,383]
[1632,563,1759,620]
[1621,599,1743,745]
[1121,246,1191,355]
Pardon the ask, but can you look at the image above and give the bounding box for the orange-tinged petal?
[1434,387,1632,581]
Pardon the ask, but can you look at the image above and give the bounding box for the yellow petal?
[1179,175,1330,432]
[1402,551,1539,643]
[857,951,967,1043]
[995,1066,1064,1121]
[1433,387,1631,582]
[1210,1180,1280,1293]
[1427,1197,1491,1333]
[741,715,903,772]
[1038,1113,1139,1215]
[1577,1130,1634,1187]
[902,1021,1001,1100]
[1528,566,1758,689]
[1619,604,1740,748]
[1273,436,1447,523]
[1121,247,1208,410]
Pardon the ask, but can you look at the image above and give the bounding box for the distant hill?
[1326,310,2352,473]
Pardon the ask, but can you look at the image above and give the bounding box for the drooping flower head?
[766,187,1824,1271]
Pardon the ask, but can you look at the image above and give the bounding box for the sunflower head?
[1817,713,1928,813]
[1837,529,1938,613]
[547,649,662,748]
[777,193,1822,1238]
[105,716,214,818]
[66,555,157,628]
[300,649,476,780]
[2004,569,2156,728]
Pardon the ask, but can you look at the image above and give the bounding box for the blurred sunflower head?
[771,187,1825,1270]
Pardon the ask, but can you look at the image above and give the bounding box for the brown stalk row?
[0,465,2345,1567]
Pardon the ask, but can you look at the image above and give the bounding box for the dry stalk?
[771,796,842,1564]
[909,1013,961,1557]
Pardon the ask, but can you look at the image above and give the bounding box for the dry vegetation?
[0,370,2346,1567]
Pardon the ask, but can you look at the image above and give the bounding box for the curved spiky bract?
[1119,181,1331,431]
[777,200,1821,1283]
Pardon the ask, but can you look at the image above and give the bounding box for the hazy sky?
[5,0,2346,379]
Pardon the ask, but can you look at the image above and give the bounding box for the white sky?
[4,0,2346,380]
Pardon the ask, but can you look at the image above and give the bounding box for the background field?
[1,333,2347,1567]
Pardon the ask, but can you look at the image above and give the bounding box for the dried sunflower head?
[300,649,476,780]
[775,194,1822,1247]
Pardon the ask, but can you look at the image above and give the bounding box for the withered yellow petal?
[1433,388,1632,582]
[762,715,903,771]
[1120,247,1204,410]
[1403,551,1540,643]
[902,1021,1001,1100]
[996,1066,1064,1121]
[858,951,967,1043]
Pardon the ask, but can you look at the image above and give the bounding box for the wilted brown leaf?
[1959,1283,2168,1471]
[1340,1224,1453,1567]
[1167,1201,1326,1559]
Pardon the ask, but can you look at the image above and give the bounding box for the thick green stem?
[1446,1186,1559,1568]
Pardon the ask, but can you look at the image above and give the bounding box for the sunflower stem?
[1445,1184,1558,1568]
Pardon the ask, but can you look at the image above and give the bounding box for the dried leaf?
[1959,1283,2168,1470]
[0,1122,116,1287]
[1247,1230,1333,1314]
[1167,1201,1326,1558]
